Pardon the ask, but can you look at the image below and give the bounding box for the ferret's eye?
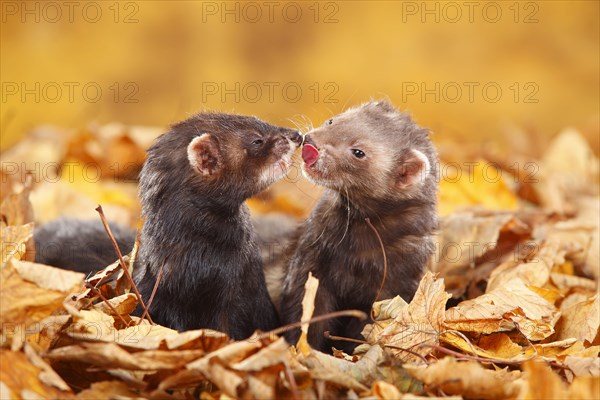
[251,139,264,146]
[351,149,366,159]
[327,119,333,125]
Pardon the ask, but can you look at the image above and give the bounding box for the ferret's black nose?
[289,131,303,145]
[303,134,316,146]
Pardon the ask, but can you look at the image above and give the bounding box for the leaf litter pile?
[1,124,599,399]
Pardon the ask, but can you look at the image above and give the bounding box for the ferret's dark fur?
[279,101,438,353]
[36,112,302,340]
[133,113,300,339]
[34,218,135,274]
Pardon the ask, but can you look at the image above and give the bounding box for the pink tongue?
[302,144,319,167]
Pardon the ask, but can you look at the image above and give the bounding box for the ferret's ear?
[187,134,221,176]
[396,149,430,189]
[375,100,395,112]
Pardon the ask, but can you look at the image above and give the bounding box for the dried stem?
[382,343,431,365]
[420,344,536,366]
[260,309,367,339]
[86,284,129,327]
[138,263,165,325]
[283,360,301,400]
[95,205,153,324]
[323,331,368,345]
[365,217,388,321]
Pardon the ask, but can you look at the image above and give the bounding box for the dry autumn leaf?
[405,357,522,399]
[432,211,515,272]
[440,332,529,363]
[445,278,559,341]
[0,179,34,227]
[553,294,600,344]
[47,341,207,370]
[0,349,75,399]
[564,355,600,378]
[438,159,519,216]
[364,272,451,363]
[11,259,84,292]
[1,222,34,264]
[76,380,144,400]
[2,117,599,398]
[297,272,319,355]
[0,259,81,345]
[534,128,599,214]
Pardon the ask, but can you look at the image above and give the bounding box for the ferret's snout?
[303,134,316,147]
[301,134,320,168]
[288,130,303,146]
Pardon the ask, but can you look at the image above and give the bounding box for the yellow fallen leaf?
[159,336,280,397]
[533,338,579,359]
[526,285,562,305]
[445,278,559,341]
[405,357,521,399]
[543,128,599,181]
[303,344,393,391]
[564,356,600,378]
[432,211,515,272]
[1,222,34,265]
[550,273,597,292]
[372,380,402,399]
[234,337,289,372]
[297,272,319,356]
[0,182,33,227]
[361,296,408,341]
[440,332,528,362]
[0,349,74,399]
[11,259,83,292]
[67,308,117,341]
[560,292,596,312]
[531,128,599,214]
[185,335,267,372]
[301,351,369,393]
[368,272,451,363]
[554,294,599,344]
[30,179,137,225]
[94,293,138,317]
[547,196,599,280]
[23,343,70,392]
[568,376,600,399]
[444,337,596,365]
[47,341,206,370]
[438,159,519,216]
[0,259,71,338]
[77,380,142,400]
[161,328,229,352]
[520,360,568,399]
[486,238,563,292]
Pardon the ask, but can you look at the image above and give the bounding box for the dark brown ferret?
[35,113,303,341]
[134,113,301,339]
[279,101,438,353]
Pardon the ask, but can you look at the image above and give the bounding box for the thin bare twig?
[138,263,165,325]
[324,331,368,345]
[86,284,129,327]
[259,309,367,339]
[420,344,535,366]
[365,217,388,321]
[283,360,301,400]
[95,205,153,324]
[382,343,431,365]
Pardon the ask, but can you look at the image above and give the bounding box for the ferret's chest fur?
[292,190,432,301]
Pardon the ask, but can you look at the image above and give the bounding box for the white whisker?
[336,186,351,246]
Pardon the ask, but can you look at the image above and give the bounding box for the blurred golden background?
[1,0,599,225]
[2,0,598,150]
